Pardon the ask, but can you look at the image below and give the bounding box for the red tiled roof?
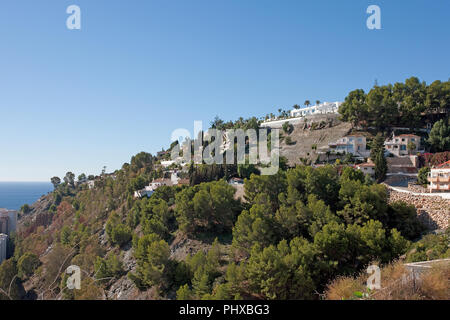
[358,163,375,167]
[436,160,450,169]
[397,134,420,138]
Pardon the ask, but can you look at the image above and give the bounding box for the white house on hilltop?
[290,102,342,118]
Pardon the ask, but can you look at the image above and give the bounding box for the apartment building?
[0,209,17,235]
[428,160,450,193]
[0,233,8,265]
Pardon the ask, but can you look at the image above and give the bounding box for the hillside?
[1,76,448,301]
[277,114,353,165]
[2,151,446,301]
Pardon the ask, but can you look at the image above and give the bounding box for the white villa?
[133,178,173,198]
[290,102,342,118]
[356,162,376,177]
[385,134,422,157]
[328,134,370,158]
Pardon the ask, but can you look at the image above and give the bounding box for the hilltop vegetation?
[339,77,449,131]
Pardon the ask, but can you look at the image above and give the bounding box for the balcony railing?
[429,184,450,191]
[428,176,450,183]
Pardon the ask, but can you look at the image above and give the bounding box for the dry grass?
[325,260,450,300]
[325,276,365,300]
[420,264,450,300]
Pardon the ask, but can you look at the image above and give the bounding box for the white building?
[133,178,173,198]
[0,233,8,265]
[385,134,422,157]
[328,134,370,158]
[428,160,450,193]
[160,160,175,168]
[134,186,155,199]
[356,162,375,177]
[290,102,342,118]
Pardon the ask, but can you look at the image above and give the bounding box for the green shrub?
[418,167,430,186]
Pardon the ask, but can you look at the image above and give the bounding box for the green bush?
[405,230,450,262]
[17,252,40,279]
[418,167,430,186]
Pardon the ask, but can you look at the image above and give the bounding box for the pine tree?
[374,149,387,182]
[370,133,385,161]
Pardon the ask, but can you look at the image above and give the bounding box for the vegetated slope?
[278,114,352,166]
[4,155,436,301]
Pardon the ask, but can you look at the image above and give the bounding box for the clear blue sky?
[0,0,449,181]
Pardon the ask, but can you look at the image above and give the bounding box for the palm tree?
[293,104,300,109]
[304,100,311,107]
[316,100,320,106]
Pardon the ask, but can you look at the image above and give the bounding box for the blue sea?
[0,182,53,211]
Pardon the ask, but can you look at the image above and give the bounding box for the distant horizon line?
[0,181,52,183]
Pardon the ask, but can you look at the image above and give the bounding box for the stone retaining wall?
[388,189,449,230]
